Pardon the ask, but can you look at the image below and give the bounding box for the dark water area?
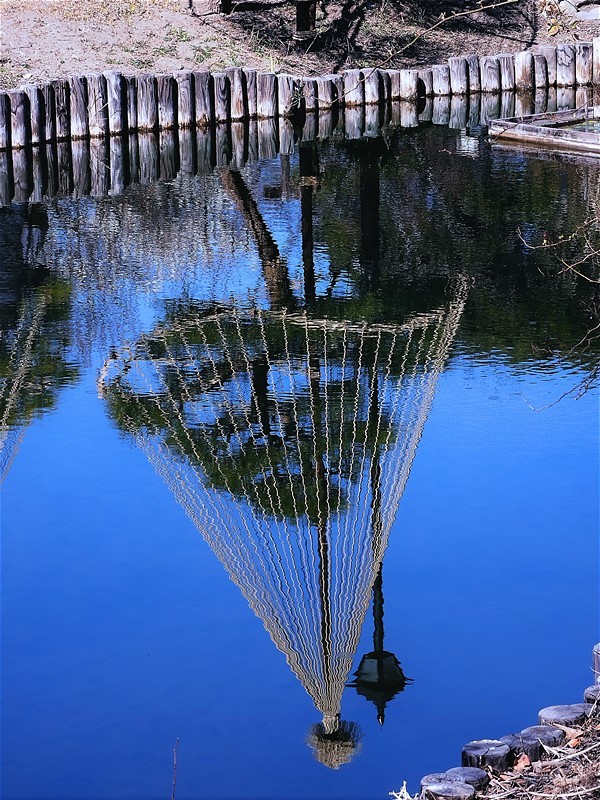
[1,124,598,800]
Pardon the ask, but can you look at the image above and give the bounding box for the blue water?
[1,125,599,800]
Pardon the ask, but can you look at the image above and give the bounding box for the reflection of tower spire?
[348,563,412,725]
[99,278,470,767]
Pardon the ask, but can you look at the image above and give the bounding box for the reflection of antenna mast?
[100,278,469,767]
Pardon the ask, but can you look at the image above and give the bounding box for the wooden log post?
[539,705,591,727]
[8,91,31,149]
[136,74,158,132]
[68,76,88,139]
[315,75,337,110]
[104,71,124,134]
[244,69,258,118]
[480,56,501,93]
[466,56,481,93]
[303,78,317,113]
[431,64,451,96]
[12,148,33,203]
[418,96,433,122]
[399,69,419,100]
[540,46,558,85]
[462,740,512,772]
[468,93,480,127]
[174,71,194,127]
[51,79,70,140]
[576,42,593,85]
[56,140,72,196]
[448,57,469,94]
[213,73,230,123]
[41,84,56,142]
[125,76,137,132]
[445,768,490,790]
[343,69,364,106]
[109,135,126,196]
[594,643,600,683]
[594,39,600,86]
[362,69,381,104]
[497,54,515,91]
[90,138,109,196]
[226,67,247,121]
[230,122,246,170]
[534,54,549,89]
[583,685,600,704]
[278,74,295,117]
[87,74,109,137]
[421,775,473,793]
[302,110,317,141]
[0,93,10,150]
[556,44,576,87]
[159,130,179,179]
[194,72,213,126]
[24,85,43,145]
[157,74,176,129]
[379,70,392,104]
[318,110,335,139]
[257,73,278,119]
[418,68,434,97]
[30,145,46,203]
[514,51,534,92]
[195,127,214,173]
[387,69,401,100]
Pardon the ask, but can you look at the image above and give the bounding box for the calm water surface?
[1,125,599,800]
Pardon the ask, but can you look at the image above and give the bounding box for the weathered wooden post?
[90,138,109,196]
[593,643,600,683]
[575,42,593,85]
[449,95,468,128]
[243,69,257,118]
[8,91,31,149]
[278,74,295,117]
[343,69,364,106]
[419,96,433,122]
[468,93,480,127]
[466,55,481,92]
[51,79,70,140]
[594,38,600,86]
[462,740,512,772]
[213,73,230,123]
[226,68,247,121]
[157,74,176,129]
[431,64,451,96]
[174,71,194,127]
[315,75,337,110]
[303,78,317,113]
[193,72,213,126]
[179,128,195,174]
[556,43,576,87]
[399,101,419,128]
[418,68,434,97]
[399,69,419,100]
[534,54,549,89]
[68,76,88,139]
[497,54,515,91]
[386,70,401,100]
[230,122,246,170]
[125,76,137,131]
[109,135,126,195]
[0,151,12,205]
[104,71,124,134]
[257,73,278,118]
[0,93,11,150]
[361,69,380,105]
[480,56,501,93]
[24,85,43,145]
[87,74,109,137]
[448,57,469,94]
[12,148,33,203]
[30,146,46,203]
[71,139,91,197]
[41,84,56,142]
[480,92,501,123]
[159,130,179,179]
[541,46,558,85]
[136,74,158,132]
[514,51,534,92]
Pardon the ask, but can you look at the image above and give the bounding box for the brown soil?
[0,0,598,91]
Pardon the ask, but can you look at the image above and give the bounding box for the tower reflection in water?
[99,277,468,768]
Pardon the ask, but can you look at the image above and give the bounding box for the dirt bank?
[1,0,598,91]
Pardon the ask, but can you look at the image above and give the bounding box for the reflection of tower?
[100,278,468,767]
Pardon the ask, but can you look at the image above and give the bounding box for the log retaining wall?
[1,39,599,153]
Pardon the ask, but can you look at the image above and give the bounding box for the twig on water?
[170,737,180,800]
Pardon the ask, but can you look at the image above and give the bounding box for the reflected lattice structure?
[99,280,468,766]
